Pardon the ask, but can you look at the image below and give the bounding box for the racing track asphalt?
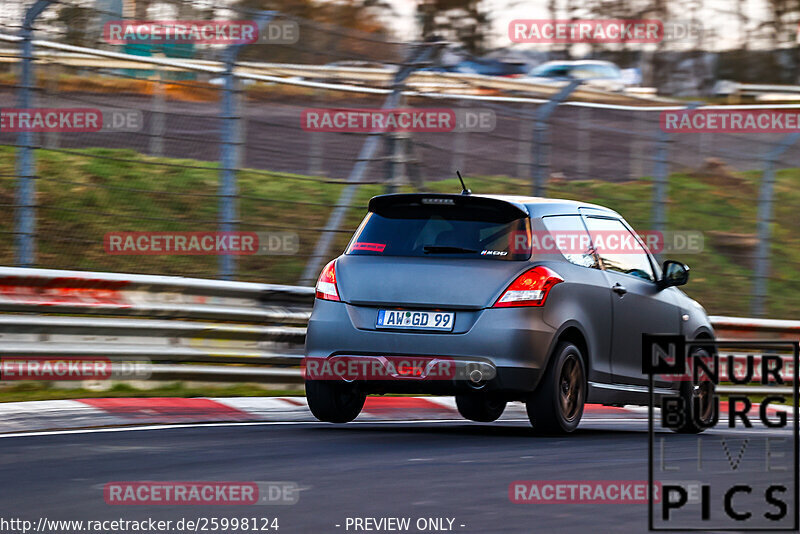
[1,417,795,533]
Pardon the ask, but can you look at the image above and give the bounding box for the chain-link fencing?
[1,0,799,318]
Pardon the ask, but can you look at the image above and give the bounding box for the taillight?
[315,259,340,301]
[493,266,563,307]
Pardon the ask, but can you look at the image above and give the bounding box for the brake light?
[315,259,340,301]
[493,266,563,307]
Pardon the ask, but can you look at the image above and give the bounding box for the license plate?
[376,310,455,331]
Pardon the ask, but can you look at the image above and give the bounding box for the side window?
[540,215,600,269]
[568,66,595,79]
[600,65,621,78]
[584,217,655,281]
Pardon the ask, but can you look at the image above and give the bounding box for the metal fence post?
[384,130,408,194]
[406,136,424,190]
[531,80,581,197]
[219,52,239,281]
[237,89,247,170]
[299,42,443,285]
[43,62,60,149]
[651,127,669,239]
[516,115,532,180]
[628,111,644,180]
[752,131,800,317]
[652,103,700,254]
[384,133,397,193]
[450,100,467,173]
[698,130,710,166]
[384,93,408,195]
[218,11,275,280]
[149,70,166,157]
[384,95,407,194]
[577,106,591,180]
[307,89,325,176]
[532,120,549,196]
[14,0,53,268]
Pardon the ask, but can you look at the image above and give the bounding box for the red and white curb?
[0,397,649,434]
[2,397,786,434]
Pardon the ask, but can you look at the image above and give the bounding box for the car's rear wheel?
[455,392,507,422]
[305,380,366,423]
[526,342,586,434]
[672,346,716,434]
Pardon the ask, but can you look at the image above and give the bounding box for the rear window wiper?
[423,245,478,254]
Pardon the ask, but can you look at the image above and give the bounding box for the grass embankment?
[1,145,797,317]
[0,147,798,402]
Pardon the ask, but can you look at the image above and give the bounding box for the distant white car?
[209,77,256,86]
[525,60,629,92]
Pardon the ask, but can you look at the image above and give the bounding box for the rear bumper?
[305,368,541,396]
[304,299,556,394]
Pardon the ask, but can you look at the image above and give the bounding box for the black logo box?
[644,335,799,531]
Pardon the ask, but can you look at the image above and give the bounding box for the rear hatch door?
[336,194,531,309]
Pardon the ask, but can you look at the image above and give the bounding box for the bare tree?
[416,0,492,54]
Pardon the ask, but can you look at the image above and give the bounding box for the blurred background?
[1,0,799,323]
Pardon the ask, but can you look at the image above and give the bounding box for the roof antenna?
[456,170,471,195]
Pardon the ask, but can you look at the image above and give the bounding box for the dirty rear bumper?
[304,299,555,395]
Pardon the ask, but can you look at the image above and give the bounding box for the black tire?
[455,392,507,422]
[526,342,586,434]
[305,380,366,423]
[672,347,716,434]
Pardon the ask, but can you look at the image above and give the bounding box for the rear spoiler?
[368,194,529,223]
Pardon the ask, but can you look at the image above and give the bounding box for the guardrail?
[714,80,800,103]
[0,267,797,389]
[0,266,312,383]
[10,39,800,113]
[709,315,800,341]
[0,39,674,106]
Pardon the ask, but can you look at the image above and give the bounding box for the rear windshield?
[346,207,531,261]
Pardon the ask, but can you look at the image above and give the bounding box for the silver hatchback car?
[304,193,714,433]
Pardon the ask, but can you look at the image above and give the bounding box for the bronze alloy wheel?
[694,380,715,424]
[673,346,717,433]
[527,342,587,433]
[559,354,585,423]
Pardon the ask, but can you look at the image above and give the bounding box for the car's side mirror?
[658,260,690,289]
